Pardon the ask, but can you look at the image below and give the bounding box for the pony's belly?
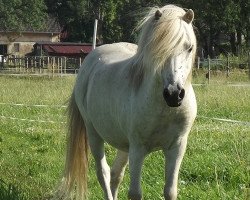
[91,121,130,151]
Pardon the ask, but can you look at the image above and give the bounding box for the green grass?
[0,73,249,199]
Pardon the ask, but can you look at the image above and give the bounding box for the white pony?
[56,4,197,200]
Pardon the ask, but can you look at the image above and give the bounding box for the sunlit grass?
[0,73,249,199]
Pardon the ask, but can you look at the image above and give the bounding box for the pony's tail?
[54,92,89,200]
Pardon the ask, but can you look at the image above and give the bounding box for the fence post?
[208,57,211,84]
[14,55,16,67]
[47,56,50,73]
[39,57,42,74]
[26,57,28,72]
[0,55,3,69]
[60,57,63,76]
[34,56,36,68]
[197,56,200,69]
[42,57,45,70]
[248,52,250,80]
[52,57,55,77]
[64,57,67,74]
[226,54,230,77]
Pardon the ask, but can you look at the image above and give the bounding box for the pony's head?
[133,5,197,107]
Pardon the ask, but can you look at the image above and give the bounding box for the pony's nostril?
[163,88,171,99]
[179,89,185,100]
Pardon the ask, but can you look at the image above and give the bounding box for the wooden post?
[39,56,41,66]
[0,55,3,69]
[7,55,10,66]
[39,57,42,74]
[42,57,45,69]
[60,57,63,75]
[15,56,17,72]
[31,57,33,73]
[57,57,60,73]
[208,57,211,84]
[14,55,16,67]
[64,57,67,74]
[34,56,37,73]
[248,52,250,80]
[226,54,230,77]
[26,57,28,72]
[48,56,50,73]
[197,56,200,69]
[18,56,21,70]
[52,57,55,77]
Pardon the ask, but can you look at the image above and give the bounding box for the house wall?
[0,32,60,56]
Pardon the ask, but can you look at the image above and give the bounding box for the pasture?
[0,71,249,199]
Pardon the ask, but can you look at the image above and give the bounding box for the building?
[0,17,61,57]
[33,42,93,58]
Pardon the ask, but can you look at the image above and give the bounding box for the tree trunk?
[236,29,242,55]
[230,32,237,56]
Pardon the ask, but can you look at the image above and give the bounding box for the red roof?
[40,43,93,57]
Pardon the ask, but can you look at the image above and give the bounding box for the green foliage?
[1,0,249,53]
[0,0,47,32]
[0,179,27,200]
[44,0,250,55]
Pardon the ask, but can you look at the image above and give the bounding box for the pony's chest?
[134,112,190,151]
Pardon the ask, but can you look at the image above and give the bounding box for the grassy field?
[0,71,249,200]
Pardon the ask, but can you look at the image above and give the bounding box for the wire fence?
[0,102,249,126]
[195,53,250,82]
[0,53,249,79]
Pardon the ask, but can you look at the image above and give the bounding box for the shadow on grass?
[0,179,27,200]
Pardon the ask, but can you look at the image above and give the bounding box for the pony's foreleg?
[110,150,128,200]
[87,125,113,200]
[128,146,146,200]
[163,137,188,200]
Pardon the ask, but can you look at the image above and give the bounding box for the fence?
[0,55,83,76]
[1,53,250,79]
[1,101,249,126]
[196,53,250,82]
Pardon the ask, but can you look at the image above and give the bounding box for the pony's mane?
[130,5,197,88]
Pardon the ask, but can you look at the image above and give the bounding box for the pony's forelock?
[130,5,196,88]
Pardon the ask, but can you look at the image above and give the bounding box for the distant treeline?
[1,0,249,58]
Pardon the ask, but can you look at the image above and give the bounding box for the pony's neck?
[128,53,149,90]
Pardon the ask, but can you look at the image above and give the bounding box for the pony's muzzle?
[163,84,185,107]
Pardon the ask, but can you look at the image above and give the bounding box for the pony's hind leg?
[86,124,113,200]
[111,150,128,200]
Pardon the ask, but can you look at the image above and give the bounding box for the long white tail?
[55,92,89,200]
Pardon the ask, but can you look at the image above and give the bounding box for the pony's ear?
[155,9,162,20]
[183,9,194,24]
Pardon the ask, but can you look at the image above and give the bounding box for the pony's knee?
[164,187,177,200]
[128,191,142,200]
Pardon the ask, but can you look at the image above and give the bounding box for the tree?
[45,0,90,42]
[0,0,47,31]
[45,0,249,56]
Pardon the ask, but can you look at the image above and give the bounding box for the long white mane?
[130,5,197,87]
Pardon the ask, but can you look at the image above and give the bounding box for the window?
[14,43,20,52]
[0,45,7,55]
